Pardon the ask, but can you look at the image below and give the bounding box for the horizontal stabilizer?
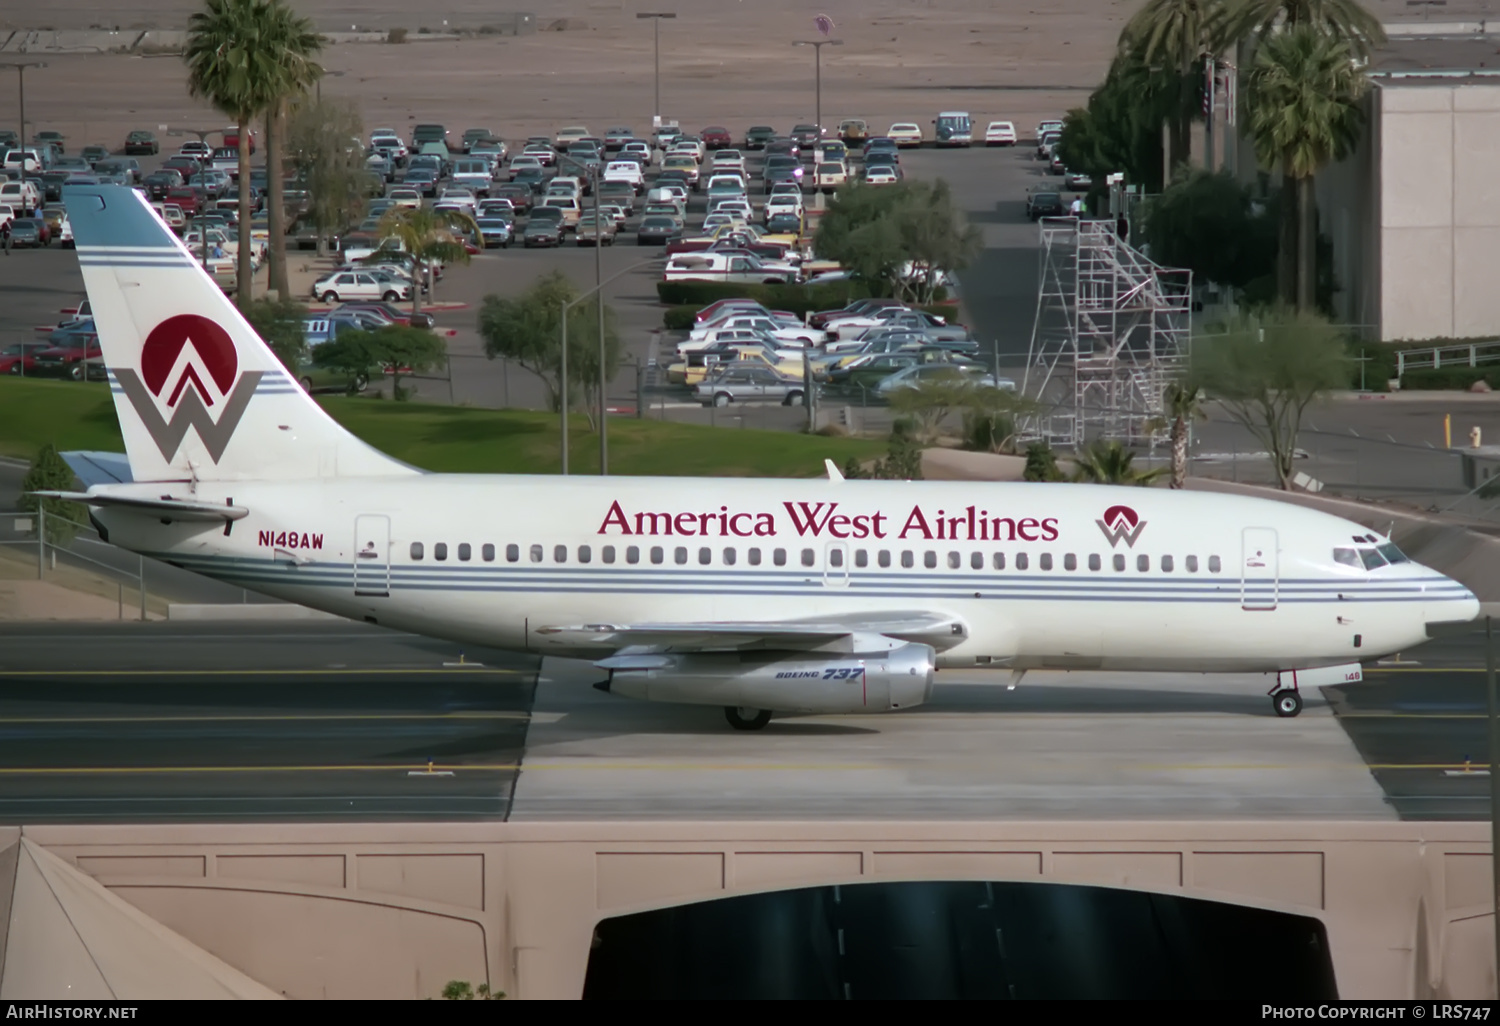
[60,451,135,486]
[31,490,248,523]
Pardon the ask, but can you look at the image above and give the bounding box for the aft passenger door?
[1241,527,1278,611]
[353,514,391,598]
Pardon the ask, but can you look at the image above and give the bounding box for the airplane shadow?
[916,682,1311,718]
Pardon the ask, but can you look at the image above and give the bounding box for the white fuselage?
[93,475,1476,674]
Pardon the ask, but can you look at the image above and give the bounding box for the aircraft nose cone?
[1424,572,1481,638]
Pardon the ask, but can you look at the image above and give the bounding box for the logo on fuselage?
[113,314,262,463]
[1096,504,1146,548]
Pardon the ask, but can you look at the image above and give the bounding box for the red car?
[0,341,50,375]
[220,126,256,154]
[31,338,102,380]
[166,186,202,216]
[700,126,732,150]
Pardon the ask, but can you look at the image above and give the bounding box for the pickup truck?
[32,329,102,381]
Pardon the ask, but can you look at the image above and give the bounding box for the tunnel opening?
[583,880,1338,999]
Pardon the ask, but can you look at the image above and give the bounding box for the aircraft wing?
[536,611,968,656]
[30,490,248,523]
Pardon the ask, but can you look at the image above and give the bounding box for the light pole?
[168,127,224,274]
[558,255,665,475]
[2,61,47,152]
[555,152,604,474]
[792,40,842,139]
[637,12,676,129]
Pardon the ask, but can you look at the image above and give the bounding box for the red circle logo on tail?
[141,314,238,404]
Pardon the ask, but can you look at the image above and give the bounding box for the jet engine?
[599,642,936,714]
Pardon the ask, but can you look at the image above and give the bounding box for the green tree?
[440,980,502,1000]
[1144,168,1276,290]
[1118,0,1230,173]
[240,295,307,373]
[20,444,84,546]
[815,180,980,304]
[287,98,367,257]
[1071,439,1169,485]
[1022,442,1065,482]
[1191,309,1349,489]
[842,421,924,480]
[313,325,447,401]
[1057,54,1174,195]
[1222,0,1386,59]
[379,206,477,314]
[260,2,322,300]
[185,0,295,304]
[477,270,622,426]
[1161,380,1208,488]
[1242,25,1366,311]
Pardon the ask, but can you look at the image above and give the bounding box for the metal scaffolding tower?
[1021,217,1193,448]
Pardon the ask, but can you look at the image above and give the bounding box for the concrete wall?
[1377,80,1500,341]
[8,820,1496,1000]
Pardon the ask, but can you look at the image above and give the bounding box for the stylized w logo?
[115,368,262,463]
[1096,504,1146,548]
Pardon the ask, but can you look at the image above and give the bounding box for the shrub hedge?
[1399,367,1500,391]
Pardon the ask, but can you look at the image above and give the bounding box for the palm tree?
[1118,0,1230,172]
[1070,439,1169,486]
[185,0,295,305]
[1162,381,1207,489]
[1222,0,1385,58]
[377,207,478,315]
[261,2,322,301]
[1243,25,1366,311]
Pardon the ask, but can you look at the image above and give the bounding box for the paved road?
[2,620,1494,823]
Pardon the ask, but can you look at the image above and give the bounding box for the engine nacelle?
[603,643,936,714]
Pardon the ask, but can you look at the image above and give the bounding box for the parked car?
[875,362,1011,397]
[522,215,563,248]
[696,365,808,408]
[636,215,682,246]
[575,214,617,247]
[0,340,50,375]
[886,123,924,148]
[312,269,410,304]
[6,217,49,247]
[603,126,635,151]
[1027,190,1065,220]
[663,252,798,285]
[475,216,513,248]
[333,302,434,330]
[700,126,733,150]
[123,130,159,155]
[814,162,847,193]
[32,331,101,380]
[838,119,868,145]
[984,121,1018,146]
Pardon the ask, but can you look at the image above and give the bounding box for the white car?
[887,123,924,148]
[668,139,705,163]
[709,150,746,175]
[437,188,477,214]
[678,328,805,358]
[984,121,1017,146]
[709,199,754,222]
[313,269,411,304]
[814,162,847,192]
[509,154,546,175]
[764,194,802,222]
[387,188,421,210]
[602,160,645,193]
[646,182,689,206]
[688,314,824,347]
[863,165,898,186]
[598,203,628,227]
[554,125,591,148]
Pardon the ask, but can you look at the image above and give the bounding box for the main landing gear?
[724,706,773,731]
[1269,683,1303,718]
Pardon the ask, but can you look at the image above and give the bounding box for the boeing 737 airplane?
[42,186,1479,729]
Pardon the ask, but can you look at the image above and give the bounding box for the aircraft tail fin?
[64,185,416,483]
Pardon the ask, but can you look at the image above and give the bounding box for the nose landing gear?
[1271,688,1303,717]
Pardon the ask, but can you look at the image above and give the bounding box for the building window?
[650,546,664,565]
[482,543,495,563]
[749,548,762,566]
[1039,553,1053,571]
[993,552,1005,570]
[434,542,448,561]
[924,551,937,569]
[674,546,688,565]
[1113,554,1126,572]
[774,548,787,566]
[458,543,471,562]
[1161,554,1174,572]
[801,548,815,567]
[410,542,424,560]
[1088,553,1101,571]
[1186,555,1199,573]
[505,543,519,563]
[1208,555,1222,573]
[1064,553,1077,571]
[627,545,641,564]
[829,548,844,568]
[554,545,567,563]
[855,550,869,568]
[578,545,592,564]
[699,546,711,565]
[879,550,892,568]
[602,545,616,564]
[1015,552,1029,570]
[723,547,737,565]
[901,550,914,569]
[530,544,543,563]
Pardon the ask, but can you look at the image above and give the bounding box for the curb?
[167,603,341,622]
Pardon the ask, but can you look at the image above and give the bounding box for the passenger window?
[530,544,543,563]
[1208,555,1222,573]
[1088,554,1101,571]
[1039,553,1053,571]
[1064,553,1077,571]
[855,550,868,568]
[993,552,1005,570]
[1378,543,1410,565]
[628,545,641,564]
[724,547,736,565]
[434,543,448,561]
[1015,552,1029,570]
[579,545,592,564]
[505,543,519,563]
[603,545,616,564]
[901,551,914,568]
[554,545,567,563]
[458,543,471,562]
[924,551,937,569]
[1113,554,1126,571]
[699,546,711,565]
[749,548,762,566]
[879,550,891,568]
[1332,547,1360,568]
[482,544,495,562]
[829,548,843,568]
[947,551,960,569]
[645,546,661,564]
[802,548,815,567]
[774,548,787,566]
[1161,554,1174,572]
[971,551,983,570]
[1137,554,1150,572]
[675,546,688,565]
[1186,555,1199,573]
[1359,548,1388,570]
[410,542,424,560]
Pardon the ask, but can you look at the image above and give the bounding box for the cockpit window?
[1377,542,1410,565]
[1332,547,1360,568]
[1359,548,1389,570]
